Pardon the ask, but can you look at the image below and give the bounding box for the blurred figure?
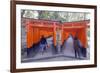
[73,34,81,58]
[40,35,48,55]
[80,46,87,57]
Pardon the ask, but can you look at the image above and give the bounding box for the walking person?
[73,35,81,59]
[40,35,47,55]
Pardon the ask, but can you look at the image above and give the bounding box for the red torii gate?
[25,19,90,49]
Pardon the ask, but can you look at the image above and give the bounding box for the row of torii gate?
[24,18,90,49]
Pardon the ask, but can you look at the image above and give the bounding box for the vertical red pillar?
[83,27,87,48]
[53,22,56,46]
[26,22,33,48]
[78,27,87,48]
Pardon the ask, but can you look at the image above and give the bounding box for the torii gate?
[25,19,90,49]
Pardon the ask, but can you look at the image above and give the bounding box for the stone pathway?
[21,36,90,63]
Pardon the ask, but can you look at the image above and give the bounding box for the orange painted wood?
[26,20,89,48]
[53,23,56,46]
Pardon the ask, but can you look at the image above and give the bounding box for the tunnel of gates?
[24,19,90,49]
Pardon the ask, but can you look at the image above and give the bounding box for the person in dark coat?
[80,46,87,57]
[40,35,47,55]
[73,36,81,58]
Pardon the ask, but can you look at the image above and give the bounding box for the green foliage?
[22,10,89,22]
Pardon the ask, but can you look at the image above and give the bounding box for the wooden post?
[53,22,56,46]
